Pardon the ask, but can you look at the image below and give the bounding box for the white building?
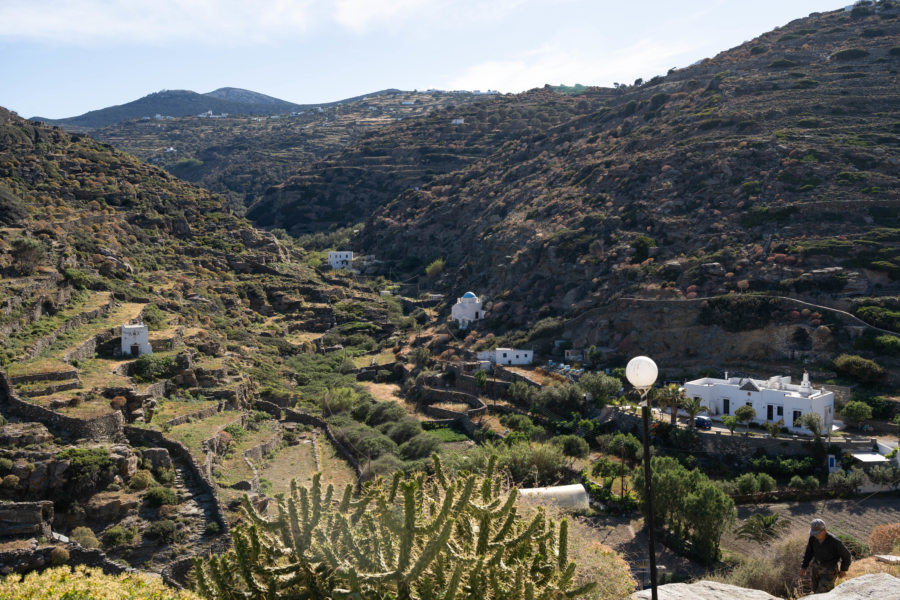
[451,118,465,125]
[476,348,533,366]
[451,291,483,329]
[683,372,834,434]
[121,323,152,357]
[328,251,353,270]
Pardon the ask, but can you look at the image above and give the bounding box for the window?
[777,406,783,417]
[746,401,752,406]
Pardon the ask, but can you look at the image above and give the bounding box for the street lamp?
[626,355,659,600]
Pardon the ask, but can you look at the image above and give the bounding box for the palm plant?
[734,513,790,543]
[680,396,709,430]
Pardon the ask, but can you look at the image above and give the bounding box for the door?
[767,405,774,421]
[130,344,140,357]
[723,399,730,415]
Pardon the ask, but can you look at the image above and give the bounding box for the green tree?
[841,401,873,430]
[722,416,739,435]
[578,373,621,408]
[658,383,685,426]
[735,404,757,433]
[795,412,824,440]
[473,369,487,395]
[734,513,790,544]
[195,457,597,599]
[681,396,709,430]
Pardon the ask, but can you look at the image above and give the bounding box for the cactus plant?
[194,455,596,599]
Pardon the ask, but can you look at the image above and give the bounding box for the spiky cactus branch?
[195,457,596,600]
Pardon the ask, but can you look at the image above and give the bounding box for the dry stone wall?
[1,373,125,441]
[22,295,116,359]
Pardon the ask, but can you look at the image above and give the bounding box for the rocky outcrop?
[630,574,900,600]
[798,573,900,599]
[0,501,53,539]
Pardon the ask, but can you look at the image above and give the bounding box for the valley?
[1,3,900,600]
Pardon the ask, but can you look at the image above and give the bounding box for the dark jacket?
[801,532,852,572]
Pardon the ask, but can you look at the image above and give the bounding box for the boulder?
[141,447,172,471]
[631,581,778,599]
[797,573,900,599]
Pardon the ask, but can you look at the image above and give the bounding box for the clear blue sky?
[2,0,846,119]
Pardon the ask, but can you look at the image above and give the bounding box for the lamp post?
[626,355,658,600]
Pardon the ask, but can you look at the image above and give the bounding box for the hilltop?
[32,87,307,130]
[91,90,493,209]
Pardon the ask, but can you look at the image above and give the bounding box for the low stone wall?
[420,387,486,416]
[9,369,79,385]
[1,373,125,441]
[494,364,542,389]
[123,426,229,534]
[243,426,283,463]
[0,543,138,577]
[164,402,223,428]
[23,295,116,360]
[283,409,362,480]
[254,399,282,419]
[20,380,81,397]
[63,326,119,363]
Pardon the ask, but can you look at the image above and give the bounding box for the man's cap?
[810,519,826,536]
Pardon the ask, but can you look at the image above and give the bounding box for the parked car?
[694,416,713,430]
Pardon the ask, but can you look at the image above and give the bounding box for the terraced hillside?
[0,106,429,580]
[92,90,492,209]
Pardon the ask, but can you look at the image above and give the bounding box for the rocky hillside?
[32,87,307,130]
[247,89,609,233]
[92,90,493,209]
[0,105,418,575]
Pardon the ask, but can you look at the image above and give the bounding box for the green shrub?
[145,519,180,544]
[831,48,869,61]
[757,473,777,493]
[736,472,760,495]
[129,469,154,491]
[49,546,69,566]
[398,433,441,460]
[204,522,221,536]
[788,475,806,489]
[768,58,798,69]
[132,354,178,383]
[833,354,884,383]
[144,486,178,507]
[56,448,116,495]
[102,525,135,548]
[70,526,99,549]
[382,418,422,444]
[155,468,175,485]
[551,434,590,458]
[0,458,12,475]
[2,474,19,489]
[366,401,407,426]
[835,532,870,559]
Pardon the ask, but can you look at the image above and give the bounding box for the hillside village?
[1,3,900,600]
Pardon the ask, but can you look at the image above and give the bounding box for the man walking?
[800,519,852,593]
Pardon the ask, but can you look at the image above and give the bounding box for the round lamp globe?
[626,356,658,390]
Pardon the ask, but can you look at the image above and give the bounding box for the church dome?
[462,291,477,299]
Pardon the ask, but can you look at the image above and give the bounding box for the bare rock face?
[141,447,172,471]
[797,573,900,599]
[631,581,779,599]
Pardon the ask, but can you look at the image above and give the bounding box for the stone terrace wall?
[283,409,362,480]
[421,387,486,415]
[9,369,79,385]
[63,326,119,363]
[23,294,116,360]
[494,364,542,388]
[0,373,125,441]
[123,425,229,533]
[163,402,223,428]
[0,543,138,577]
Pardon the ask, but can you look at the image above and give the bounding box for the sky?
[1,0,848,119]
